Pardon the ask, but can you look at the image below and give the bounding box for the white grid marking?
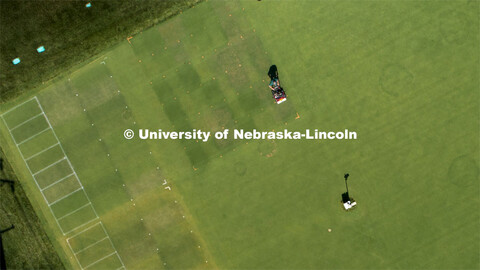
[57,203,92,221]
[9,113,44,131]
[17,127,50,145]
[26,142,60,161]
[41,172,75,191]
[84,252,117,269]
[1,97,125,270]
[32,157,66,176]
[67,222,124,269]
[74,237,109,255]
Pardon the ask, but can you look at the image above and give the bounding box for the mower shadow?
[268,65,278,80]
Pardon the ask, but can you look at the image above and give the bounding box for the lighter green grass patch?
[68,223,107,252]
[75,238,116,268]
[57,204,97,233]
[87,253,123,270]
[43,174,81,206]
[34,159,72,189]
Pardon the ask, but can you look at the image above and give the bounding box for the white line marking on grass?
[72,173,99,217]
[1,113,65,235]
[84,252,117,269]
[63,217,100,236]
[16,127,50,145]
[32,157,66,176]
[74,237,109,255]
[67,222,102,241]
[25,142,60,161]
[101,222,126,269]
[9,113,44,131]
[36,96,101,220]
[57,203,92,221]
[48,187,83,206]
[66,240,83,269]
[0,97,36,118]
[41,172,75,191]
[2,97,126,268]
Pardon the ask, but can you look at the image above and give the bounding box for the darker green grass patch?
[152,78,209,166]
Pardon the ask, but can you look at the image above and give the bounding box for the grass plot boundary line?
[1,97,126,270]
[67,221,126,270]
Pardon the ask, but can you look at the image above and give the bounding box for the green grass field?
[0,0,479,269]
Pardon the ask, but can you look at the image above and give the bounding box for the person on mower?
[273,86,284,98]
[269,77,280,91]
